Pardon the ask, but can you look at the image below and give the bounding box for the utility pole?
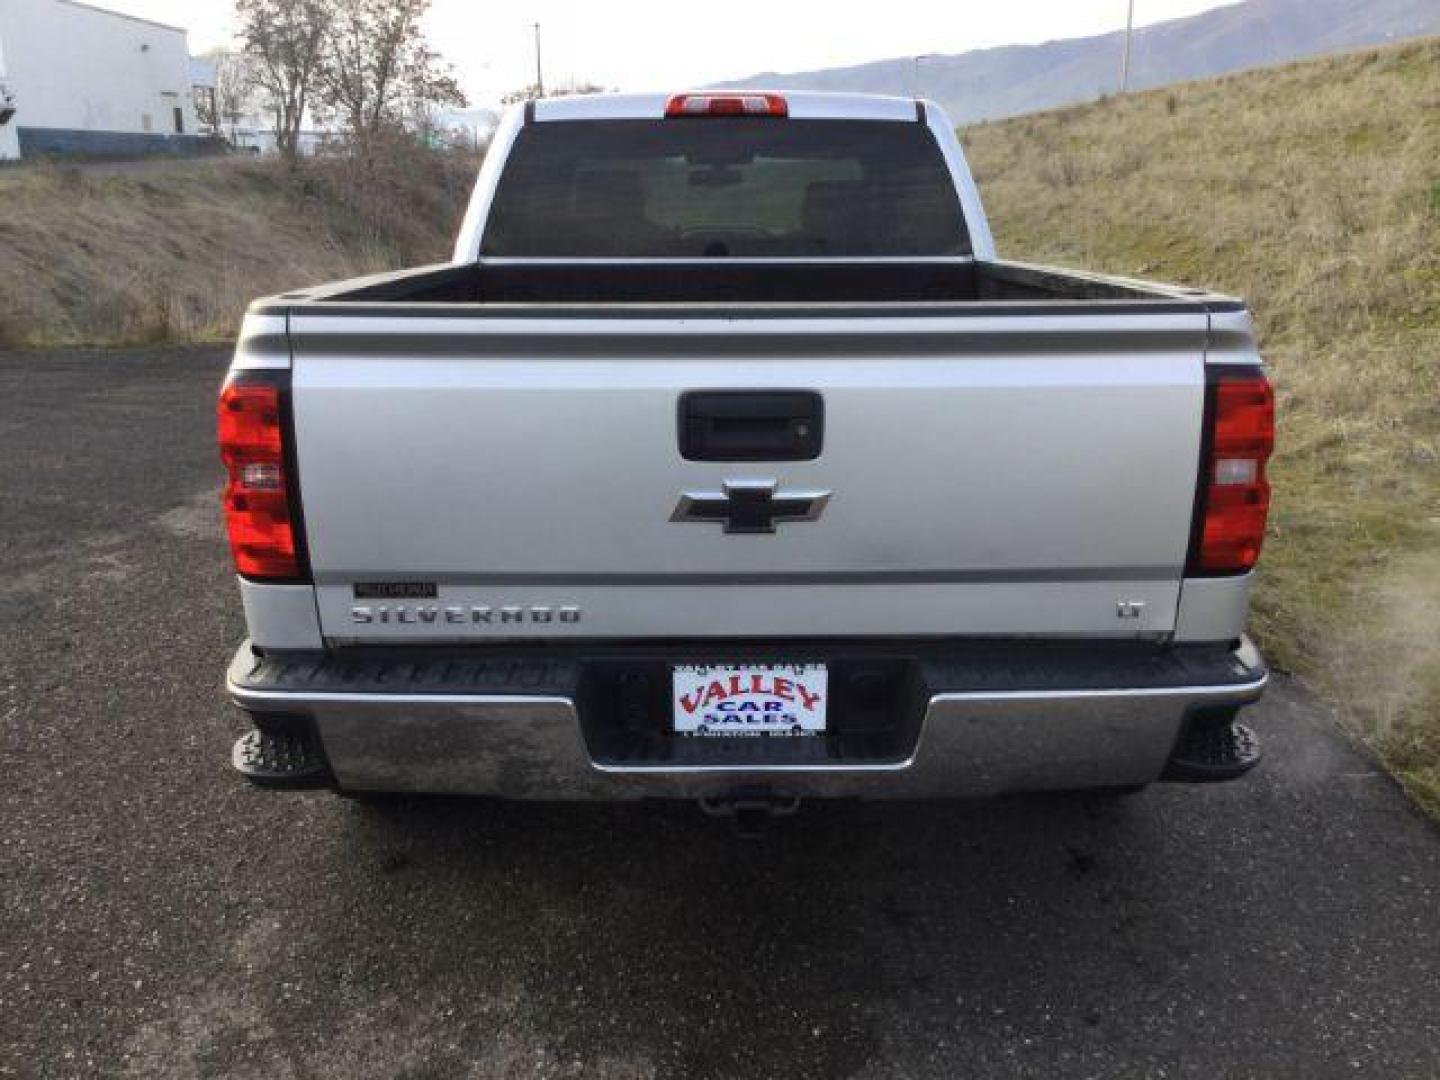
[533,22,544,98]
[1120,0,1135,93]
[913,54,930,98]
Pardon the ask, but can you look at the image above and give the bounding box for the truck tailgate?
[289,311,1207,643]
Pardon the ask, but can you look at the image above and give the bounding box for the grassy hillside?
[0,147,474,348]
[967,39,1440,811]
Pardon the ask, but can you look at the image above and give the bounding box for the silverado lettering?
[351,605,581,624]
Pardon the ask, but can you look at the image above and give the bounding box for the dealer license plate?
[672,664,828,737]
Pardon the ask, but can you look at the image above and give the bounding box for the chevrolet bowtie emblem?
[671,480,832,534]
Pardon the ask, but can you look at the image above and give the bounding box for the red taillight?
[664,92,788,118]
[1190,370,1274,575]
[218,376,305,580]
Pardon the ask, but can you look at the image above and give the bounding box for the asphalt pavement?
[1,346,1438,1079]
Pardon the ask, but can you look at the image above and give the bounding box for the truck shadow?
[290,792,1190,1075]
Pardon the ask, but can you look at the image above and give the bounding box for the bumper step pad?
[1163,720,1260,782]
[232,729,333,789]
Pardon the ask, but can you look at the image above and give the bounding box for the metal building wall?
[0,0,203,159]
[0,17,18,159]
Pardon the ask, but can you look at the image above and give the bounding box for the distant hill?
[712,0,1440,122]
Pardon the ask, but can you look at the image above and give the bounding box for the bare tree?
[500,79,609,105]
[194,80,220,136]
[237,0,331,159]
[316,0,464,142]
[196,49,259,141]
[499,83,543,106]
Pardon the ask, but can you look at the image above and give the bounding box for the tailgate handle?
[679,391,823,462]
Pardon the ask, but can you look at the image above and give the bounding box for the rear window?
[482,119,969,258]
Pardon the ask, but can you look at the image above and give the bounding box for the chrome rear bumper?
[227,638,1268,800]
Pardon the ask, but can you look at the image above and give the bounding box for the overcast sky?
[106,0,1242,108]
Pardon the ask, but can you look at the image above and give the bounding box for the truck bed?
[237,260,1244,646]
[264,259,1242,312]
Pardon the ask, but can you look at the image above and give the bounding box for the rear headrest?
[573,169,646,220]
[803,180,867,250]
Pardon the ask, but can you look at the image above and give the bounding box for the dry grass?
[0,141,476,348]
[967,39,1440,812]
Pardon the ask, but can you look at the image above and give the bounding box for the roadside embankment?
[0,144,476,348]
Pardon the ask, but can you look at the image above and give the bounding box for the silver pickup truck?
[221,91,1273,812]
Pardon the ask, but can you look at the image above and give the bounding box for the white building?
[0,0,202,160]
[0,44,17,160]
